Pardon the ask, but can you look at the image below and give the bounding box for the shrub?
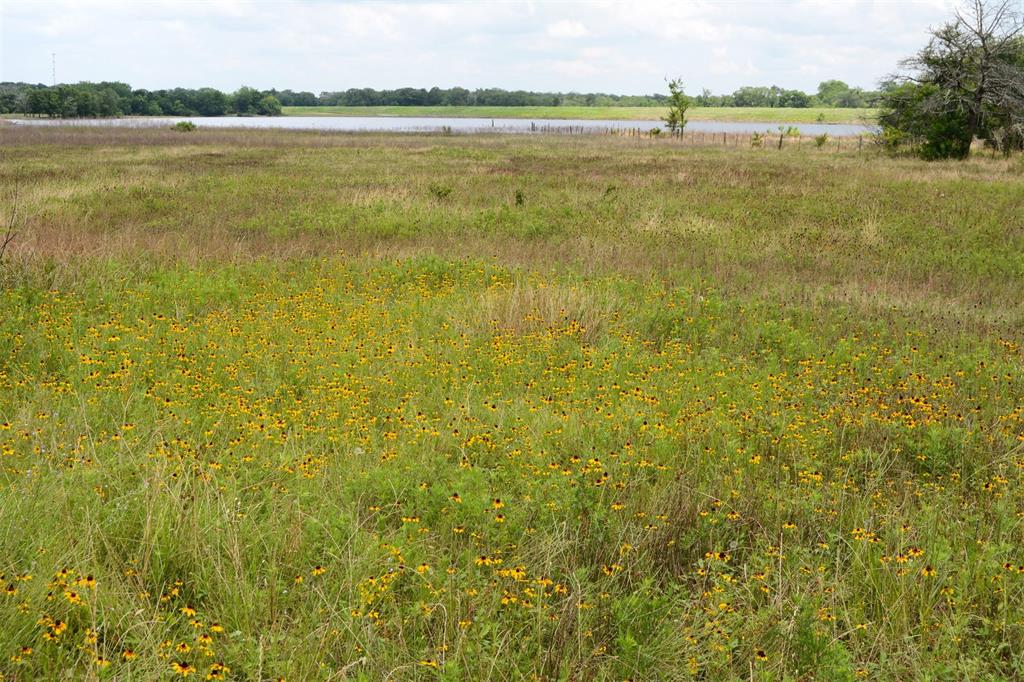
[814,133,829,148]
[171,121,196,132]
[428,182,453,200]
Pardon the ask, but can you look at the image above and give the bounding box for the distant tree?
[96,88,123,116]
[256,94,282,116]
[816,80,852,106]
[444,87,471,106]
[732,86,772,107]
[231,86,263,115]
[194,87,229,116]
[879,0,1024,157]
[662,78,691,135]
[778,89,811,107]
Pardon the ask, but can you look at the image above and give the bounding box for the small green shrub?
[814,133,830,148]
[171,121,196,132]
[428,182,453,200]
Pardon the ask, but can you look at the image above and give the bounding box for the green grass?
[0,126,1022,680]
[283,105,876,124]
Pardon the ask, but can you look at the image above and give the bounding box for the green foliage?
[428,182,453,200]
[171,121,196,132]
[16,81,280,119]
[2,80,882,120]
[816,80,874,108]
[814,133,830,147]
[878,82,972,159]
[662,78,691,135]
[256,94,282,116]
[878,3,1024,159]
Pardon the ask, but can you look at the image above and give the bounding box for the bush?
[877,82,972,160]
[814,133,829,148]
[171,121,196,132]
[428,183,453,200]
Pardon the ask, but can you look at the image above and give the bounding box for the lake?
[6,115,876,137]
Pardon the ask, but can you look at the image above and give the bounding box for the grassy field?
[283,105,876,124]
[0,125,1022,680]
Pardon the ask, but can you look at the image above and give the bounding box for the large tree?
[880,0,1024,157]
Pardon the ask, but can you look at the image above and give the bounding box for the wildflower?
[207,662,231,679]
[171,661,195,677]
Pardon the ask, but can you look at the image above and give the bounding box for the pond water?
[7,115,875,137]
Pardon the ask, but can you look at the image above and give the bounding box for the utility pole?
[52,53,56,85]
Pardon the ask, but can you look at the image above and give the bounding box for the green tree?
[816,80,851,106]
[256,94,282,116]
[662,78,691,135]
[879,0,1024,158]
[231,86,262,115]
[194,88,229,116]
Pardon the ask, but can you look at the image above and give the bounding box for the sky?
[1,0,958,95]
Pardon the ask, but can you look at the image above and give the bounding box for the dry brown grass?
[473,278,614,345]
[2,125,1022,335]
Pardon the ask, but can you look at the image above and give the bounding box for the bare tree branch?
[0,180,19,266]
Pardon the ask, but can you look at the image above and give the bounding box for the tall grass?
[0,127,1022,679]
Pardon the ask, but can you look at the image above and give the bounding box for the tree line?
[0,80,878,118]
[0,82,283,118]
[315,81,878,108]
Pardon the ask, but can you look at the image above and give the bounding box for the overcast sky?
[1,0,958,95]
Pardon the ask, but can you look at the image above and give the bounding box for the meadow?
[282,105,876,125]
[0,124,1022,680]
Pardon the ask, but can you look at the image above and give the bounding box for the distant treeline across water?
[1,80,878,119]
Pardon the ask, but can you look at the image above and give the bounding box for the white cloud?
[546,20,589,39]
[0,0,959,94]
